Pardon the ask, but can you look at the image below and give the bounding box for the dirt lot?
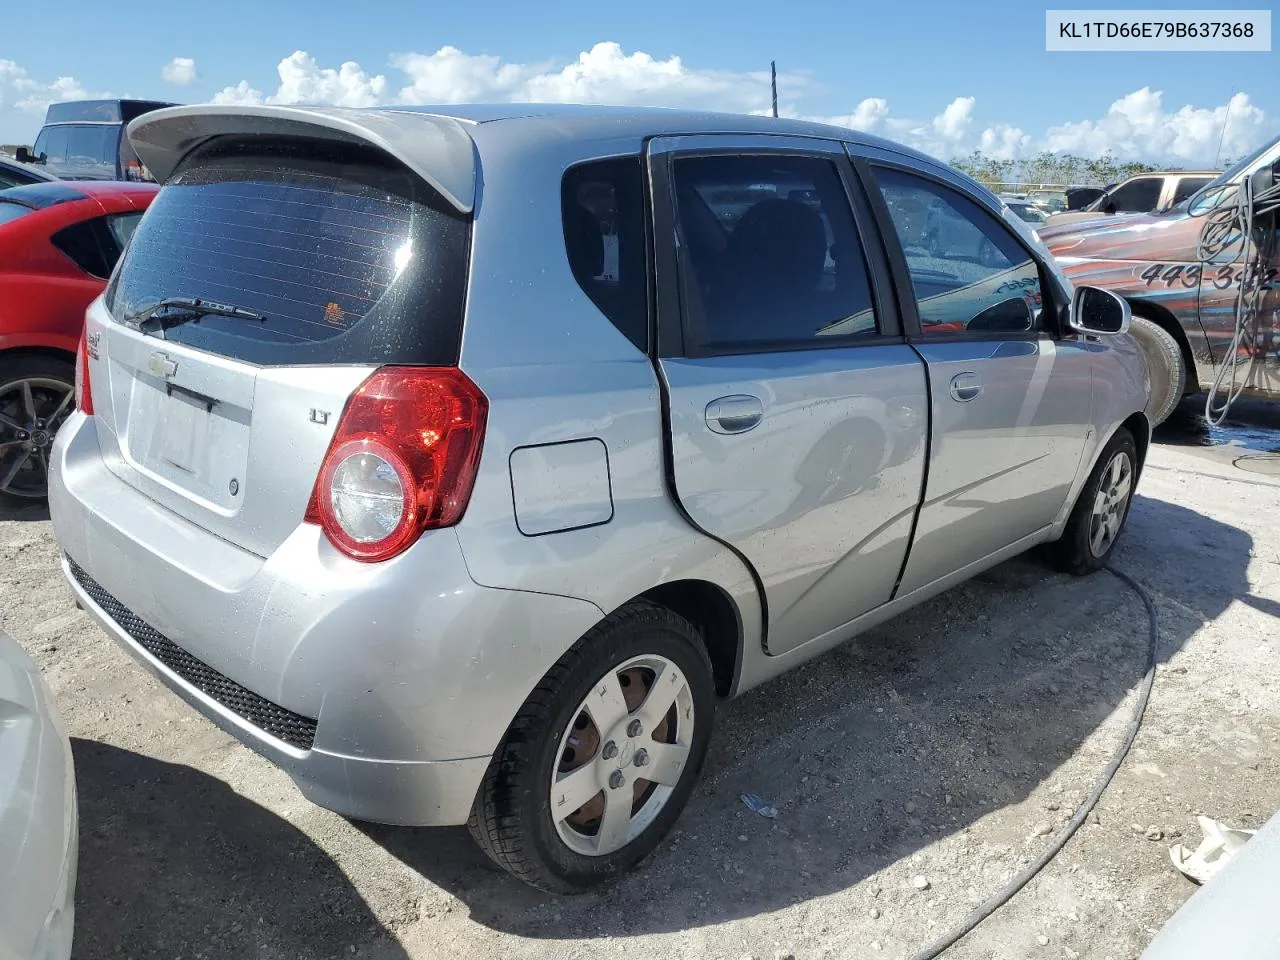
[4,402,1279,960]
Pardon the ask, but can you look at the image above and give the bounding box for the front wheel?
[468,601,715,893]
[1053,428,1137,575]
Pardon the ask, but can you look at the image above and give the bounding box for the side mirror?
[1101,201,1117,215]
[14,146,36,164]
[1070,286,1130,335]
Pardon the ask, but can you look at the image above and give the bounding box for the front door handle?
[949,372,983,402]
[705,395,763,434]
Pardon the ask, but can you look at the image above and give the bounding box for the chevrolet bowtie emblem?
[147,352,178,379]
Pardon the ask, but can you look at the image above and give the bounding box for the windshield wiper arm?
[126,296,266,332]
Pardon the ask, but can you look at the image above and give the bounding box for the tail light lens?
[304,367,488,562]
[74,329,93,415]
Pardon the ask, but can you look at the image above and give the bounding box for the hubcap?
[0,377,74,499]
[1089,451,1133,557]
[550,654,695,857]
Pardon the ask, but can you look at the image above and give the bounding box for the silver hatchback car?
[49,103,1148,893]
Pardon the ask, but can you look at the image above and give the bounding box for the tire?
[1128,315,1185,427]
[1054,428,1137,575]
[0,353,75,502]
[468,600,716,893]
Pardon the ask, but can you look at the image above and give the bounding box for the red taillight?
[74,330,93,415]
[304,367,488,562]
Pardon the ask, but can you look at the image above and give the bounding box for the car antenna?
[1214,88,1234,168]
[770,61,778,118]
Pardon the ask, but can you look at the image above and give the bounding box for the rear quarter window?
[562,158,649,352]
[52,221,114,277]
[51,213,142,278]
[106,140,471,367]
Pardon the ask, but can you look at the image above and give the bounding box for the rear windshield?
[106,139,471,366]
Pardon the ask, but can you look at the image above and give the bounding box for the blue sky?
[3,0,1278,164]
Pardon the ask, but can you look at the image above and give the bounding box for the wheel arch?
[1119,410,1150,478]
[1125,298,1198,396]
[0,344,77,367]
[636,579,743,699]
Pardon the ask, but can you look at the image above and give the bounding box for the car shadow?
[0,498,49,522]
[362,492,1248,937]
[70,739,410,960]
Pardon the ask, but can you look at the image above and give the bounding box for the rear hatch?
[88,108,475,558]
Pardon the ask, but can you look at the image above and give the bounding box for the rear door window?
[671,153,879,349]
[106,141,471,367]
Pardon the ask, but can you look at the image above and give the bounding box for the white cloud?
[805,87,1265,167]
[391,46,540,103]
[932,96,975,140]
[978,124,1032,161]
[214,43,806,117]
[1,46,1272,171]
[512,42,792,112]
[820,97,890,133]
[211,80,263,106]
[1041,88,1268,166]
[214,52,387,107]
[0,59,98,120]
[162,57,198,86]
[276,51,388,107]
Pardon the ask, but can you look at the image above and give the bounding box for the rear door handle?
[705,395,763,434]
[949,372,983,403]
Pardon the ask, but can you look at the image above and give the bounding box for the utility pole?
[770,61,778,118]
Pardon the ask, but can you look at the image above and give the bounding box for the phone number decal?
[1138,263,1279,290]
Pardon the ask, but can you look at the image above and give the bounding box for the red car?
[0,180,156,499]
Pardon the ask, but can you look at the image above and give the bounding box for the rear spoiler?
[126,104,478,214]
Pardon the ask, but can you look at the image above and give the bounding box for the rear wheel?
[468,601,715,893]
[0,355,75,501]
[1128,315,1186,427]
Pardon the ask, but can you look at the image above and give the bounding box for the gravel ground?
[4,402,1279,960]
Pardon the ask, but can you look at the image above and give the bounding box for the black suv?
[18,100,176,181]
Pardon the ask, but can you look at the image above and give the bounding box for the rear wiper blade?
[126,296,265,332]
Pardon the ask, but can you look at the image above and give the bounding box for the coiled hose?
[1190,172,1280,426]
[910,567,1159,960]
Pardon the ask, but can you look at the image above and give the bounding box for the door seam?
[889,342,933,601]
[651,358,772,653]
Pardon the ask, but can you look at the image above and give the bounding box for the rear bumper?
[63,561,488,825]
[49,411,604,827]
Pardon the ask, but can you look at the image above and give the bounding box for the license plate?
[157,389,210,475]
